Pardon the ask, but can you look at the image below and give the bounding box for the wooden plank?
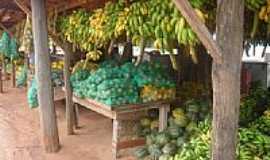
[53,87,65,101]
[117,138,146,150]
[73,96,116,119]
[116,111,147,120]
[173,0,222,63]
[31,0,60,153]
[113,100,173,112]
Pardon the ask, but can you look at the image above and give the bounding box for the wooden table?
[53,87,65,101]
[72,96,171,160]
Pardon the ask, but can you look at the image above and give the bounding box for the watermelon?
[159,154,171,160]
[176,137,185,147]
[156,133,170,145]
[150,120,159,131]
[134,147,149,159]
[162,143,177,155]
[167,126,181,139]
[186,122,198,133]
[146,134,156,145]
[148,144,162,158]
[174,116,188,127]
[142,128,151,136]
[141,118,151,127]
[172,108,185,119]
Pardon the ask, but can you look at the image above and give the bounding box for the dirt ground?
[0,81,135,160]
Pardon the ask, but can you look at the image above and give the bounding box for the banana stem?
[169,52,179,70]
[190,46,198,64]
[251,12,259,38]
[135,37,145,66]
[108,39,115,56]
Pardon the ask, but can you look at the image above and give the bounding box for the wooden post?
[31,0,60,153]
[63,43,75,135]
[11,60,16,87]
[212,0,244,159]
[112,119,121,160]
[2,55,7,80]
[74,104,79,128]
[159,105,170,132]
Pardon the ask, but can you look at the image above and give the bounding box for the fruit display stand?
[72,95,171,160]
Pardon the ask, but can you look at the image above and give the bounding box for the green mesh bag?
[16,65,27,87]
[0,32,11,57]
[9,38,19,60]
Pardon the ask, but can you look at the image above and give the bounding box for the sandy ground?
[0,81,135,160]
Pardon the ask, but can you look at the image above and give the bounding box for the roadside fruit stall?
[1,0,270,159]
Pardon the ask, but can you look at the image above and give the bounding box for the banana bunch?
[72,59,98,74]
[51,61,64,70]
[246,0,266,12]
[125,1,151,45]
[238,128,270,160]
[259,0,270,22]
[140,85,176,103]
[86,50,103,61]
[114,8,130,38]
[249,111,270,136]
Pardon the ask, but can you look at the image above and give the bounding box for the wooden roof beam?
[173,0,223,63]
[13,0,31,16]
[0,22,14,38]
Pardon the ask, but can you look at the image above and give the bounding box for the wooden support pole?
[11,60,16,87]
[1,55,7,80]
[31,0,60,153]
[212,0,244,159]
[173,0,222,63]
[63,43,75,135]
[159,105,170,132]
[15,0,76,135]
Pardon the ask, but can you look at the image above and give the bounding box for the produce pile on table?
[135,100,210,160]
[70,60,176,106]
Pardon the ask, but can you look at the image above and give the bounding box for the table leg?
[159,105,170,132]
[112,119,121,160]
[74,103,79,129]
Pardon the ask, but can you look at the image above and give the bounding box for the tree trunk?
[31,0,60,153]
[212,0,244,160]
